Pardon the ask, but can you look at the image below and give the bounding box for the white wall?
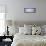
[0,0,46,22]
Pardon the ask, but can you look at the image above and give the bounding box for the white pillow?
[32,26,41,35]
[19,27,25,34]
[24,24,32,29]
[42,25,46,33]
[19,27,32,35]
[40,25,45,35]
[24,27,32,35]
[24,24,32,35]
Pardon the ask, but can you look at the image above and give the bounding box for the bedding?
[11,33,46,46]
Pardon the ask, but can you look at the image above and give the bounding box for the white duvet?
[11,33,46,46]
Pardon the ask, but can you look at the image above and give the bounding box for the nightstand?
[3,41,12,46]
[0,36,13,46]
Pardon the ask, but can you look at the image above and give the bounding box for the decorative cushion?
[32,26,41,35]
[32,27,37,35]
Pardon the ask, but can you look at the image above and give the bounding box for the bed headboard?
[15,21,46,27]
[6,20,46,27]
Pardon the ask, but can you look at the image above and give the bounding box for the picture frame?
[24,8,36,13]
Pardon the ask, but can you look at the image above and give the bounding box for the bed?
[11,33,46,46]
[11,21,46,46]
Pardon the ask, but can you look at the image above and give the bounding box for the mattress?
[11,33,46,46]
